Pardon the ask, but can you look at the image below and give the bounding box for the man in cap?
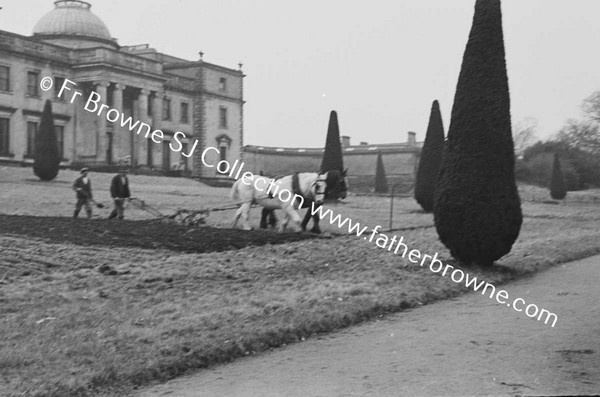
[72,167,93,218]
[108,167,132,220]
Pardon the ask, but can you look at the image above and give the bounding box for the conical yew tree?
[320,110,344,172]
[33,99,60,181]
[414,100,445,212]
[433,0,522,267]
[550,153,567,200]
[374,152,388,193]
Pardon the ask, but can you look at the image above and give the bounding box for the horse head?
[323,168,349,201]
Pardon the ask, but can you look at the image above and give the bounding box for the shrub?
[521,140,599,189]
[320,110,344,172]
[433,0,522,267]
[414,100,445,212]
[374,152,388,193]
[33,100,60,181]
[550,153,567,200]
[525,153,580,191]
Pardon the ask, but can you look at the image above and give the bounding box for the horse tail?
[230,178,242,200]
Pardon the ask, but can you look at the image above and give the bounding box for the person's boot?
[86,210,92,219]
[73,210,79,218]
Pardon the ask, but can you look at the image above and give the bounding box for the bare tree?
[582,91,600,123]
[557,118,600,155]
[513,117,538,157]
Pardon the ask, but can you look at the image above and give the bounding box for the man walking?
[108,167,131,220]
[72,167,93,219]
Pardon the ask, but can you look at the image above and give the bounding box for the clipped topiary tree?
[550,153,567,200]
[414,100,445,212]
[320,110,344,172]
[374,152,388,193]
[33,99,60,181]
[433,0,522,267]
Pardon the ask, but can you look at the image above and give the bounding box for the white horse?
[230,170,348,232]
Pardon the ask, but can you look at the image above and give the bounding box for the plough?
[128,197,242,227]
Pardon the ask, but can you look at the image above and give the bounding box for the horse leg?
[310,212,322,234]
[301,207,312,231]
[268,209,278,228]
[260,208,269,229]
[240,202,252,230]
[278,214,288,233]
[281,205,302,233]
[231,206,242,228]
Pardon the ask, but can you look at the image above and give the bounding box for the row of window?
[161,100,228,129]
[0,118,233,175]
[1,67,231,128]
[0,67,43,97]
[0,118,64,159]
[161,99,191,123]
[0,66,69,99]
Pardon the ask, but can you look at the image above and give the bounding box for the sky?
[2,0,600,147]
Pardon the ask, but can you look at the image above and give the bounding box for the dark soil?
[0,214,317,253]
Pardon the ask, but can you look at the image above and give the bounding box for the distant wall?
[241,147,420,193]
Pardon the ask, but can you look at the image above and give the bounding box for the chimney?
[407,131,416,146]
[340,135,351,148]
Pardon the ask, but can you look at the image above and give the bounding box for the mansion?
[0,0,244,179]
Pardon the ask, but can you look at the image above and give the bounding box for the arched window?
[215,134,232,174]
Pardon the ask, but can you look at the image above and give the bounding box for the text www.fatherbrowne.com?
[309,202,558,328]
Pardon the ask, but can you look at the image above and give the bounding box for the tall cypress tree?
[33,99,60,181]
[414,100,445,212]
[433,0,522,267]
[374,152,388,193]
[320,110,344,172]
[550,153,567,200]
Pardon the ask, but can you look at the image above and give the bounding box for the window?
[147,138,153,165]
[107,87,114,107]
[0,118,9,154]
[181,143,189,170]
[54,77,65,100]
[162,98,171,120]
[26,121,37,156]
[217,145,227,173]
[162,140,171,170]
[180,102,189,123]
[55,125,64,160]
[219,77,227,91]
[219,107,228,128]
[27,71,39,97]
[0,66,9,92]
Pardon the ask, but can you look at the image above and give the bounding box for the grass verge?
[1,197,600,396]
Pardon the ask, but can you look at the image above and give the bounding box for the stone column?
[112,83,127,163]
[151,92,163,168]
[73,87,85,159]
[137,89,150,166]
[94,81,110,163]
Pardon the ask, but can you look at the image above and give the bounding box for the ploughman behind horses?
[230,170,348,232]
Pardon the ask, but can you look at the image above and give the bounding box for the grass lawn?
[1,165,600,396]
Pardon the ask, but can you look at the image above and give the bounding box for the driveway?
[134,255,600,396]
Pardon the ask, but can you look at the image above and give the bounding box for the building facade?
[0,0,244,179]
[242,132,422,193]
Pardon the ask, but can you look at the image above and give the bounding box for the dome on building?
[33,1,114,44]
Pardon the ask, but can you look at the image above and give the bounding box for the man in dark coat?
[108,167,132,220]
[72,167,93,218]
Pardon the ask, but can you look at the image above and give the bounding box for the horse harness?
[264,172,328,205]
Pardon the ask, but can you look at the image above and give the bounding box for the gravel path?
[134,255,600,397]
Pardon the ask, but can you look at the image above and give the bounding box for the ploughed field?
[1,166,600,397]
